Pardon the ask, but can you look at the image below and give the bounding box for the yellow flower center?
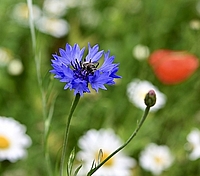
[154,156,164,165]
[96,151,114,167]
[0,135,10,149]
[20,4,29,19]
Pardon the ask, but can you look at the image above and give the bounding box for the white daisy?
[132,44,150,60]
[11,2,41,26]
[35,16,69,38]
[139,143,174,175]
[0,116,31,162]
[185,128,200,160]
[76,129,136,176]
[127,79,166,111]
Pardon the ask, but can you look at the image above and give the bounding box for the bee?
[81,60,99,75]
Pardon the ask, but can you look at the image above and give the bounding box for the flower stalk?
[60,93,80,176]
[87,90,155,176]
[87,106,150,176]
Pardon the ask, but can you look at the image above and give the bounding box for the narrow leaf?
[67,148,76,176]
[73,165,82,176]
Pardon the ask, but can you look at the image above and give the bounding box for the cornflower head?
[50,43,121,96]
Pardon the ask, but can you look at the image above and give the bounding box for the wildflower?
[149,50,199,84]
[50,43,121,96]
[7,59,23,76]
[0,116,31,162]
[35,16,69,38]
[139,143,174,175]
[132,44,150,60]
[11,2,41,26]
[76,129,136,176]
[185,128,200,160]
[127,79,166,111]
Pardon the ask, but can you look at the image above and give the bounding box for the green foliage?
[0,0,200,176]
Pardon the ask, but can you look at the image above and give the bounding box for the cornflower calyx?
[50,43,121,96]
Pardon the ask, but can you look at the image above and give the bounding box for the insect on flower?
[50,43,121,96]
[71,59,99,76]
[81,60,99,75]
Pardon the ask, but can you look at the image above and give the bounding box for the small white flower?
[43,0,68,17]
[76,129,136,176]
[0,116,31,162]
[11,2,41,26]
[35,16,69,38]
[127,79,166,111]
[185,128,200,160]
[132,44,150,60]
[7,59,23,76]
[139,143,174,175]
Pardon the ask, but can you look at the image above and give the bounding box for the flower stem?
[27,1,54,175]
[60,94,81,176]
[87,106,150,176]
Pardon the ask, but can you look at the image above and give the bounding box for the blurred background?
[0,0,200,175]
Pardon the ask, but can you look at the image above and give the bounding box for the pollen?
[0,135,10,149]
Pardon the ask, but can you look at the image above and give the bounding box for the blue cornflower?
[50,43,121,96]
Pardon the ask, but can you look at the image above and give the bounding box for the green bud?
[144,90,156,107]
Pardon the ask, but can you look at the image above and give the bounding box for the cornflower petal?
[71,79,90,96]
[99,51,122,80]
[60,65,74,82]
[85,43,104,62]
[89,70,112,92]
[109,66,121,79]
[100,51,115,72]
[72,44,84,62]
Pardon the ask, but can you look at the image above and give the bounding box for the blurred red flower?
[149,50,199,84]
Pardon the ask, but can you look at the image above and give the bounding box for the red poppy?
[149,50,199,84]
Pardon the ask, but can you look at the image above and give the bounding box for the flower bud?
[144,90,156,107]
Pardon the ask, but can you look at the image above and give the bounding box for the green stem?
[87,106,150,176]
[60,94,81,176]
[27,1,53,175]
[44,94,57,176]
[27,1,53,176]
